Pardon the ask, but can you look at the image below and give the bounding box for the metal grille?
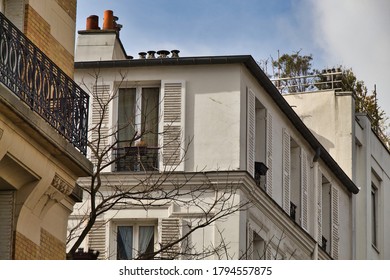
[115,146,159,172]
[0,12,89,155]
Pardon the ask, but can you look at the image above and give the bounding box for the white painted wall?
[72,42,356,259]
[285,90,390,259]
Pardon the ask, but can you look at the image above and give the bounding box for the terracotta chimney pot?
[103,10,114,30]
[86,15,99,30]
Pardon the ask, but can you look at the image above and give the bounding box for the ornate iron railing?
[115,146,159,172]
[0,12,88,155]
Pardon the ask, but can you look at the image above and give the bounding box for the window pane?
[139,226,154,259]
[117,226,133,260]
[141,88,159,147]
[118,88,136,148]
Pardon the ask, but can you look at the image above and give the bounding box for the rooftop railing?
[272,69,344,94]
[0,12,88,155]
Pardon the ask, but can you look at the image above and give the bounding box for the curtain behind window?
[118,88,136,148]
[138,226,154,258]
[117,226,133,260]
[141,88,159,147]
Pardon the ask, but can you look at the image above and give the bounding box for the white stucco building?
[284,88,390,259]
[68,12,359,260]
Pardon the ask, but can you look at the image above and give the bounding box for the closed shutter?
[266,113,273,196]
[247,90,255,177]
[300,148,309,231]
[317,171,323,247]
[282,128,291,214]
[160,81,186,172]
[331,186,340,259]
[246,222,254,260]
[5,0,24,30]
[159,218,181,259]
[266,245,273,260]
[0,191,14,260]
[90,84,110,165]
[88,220,106,260]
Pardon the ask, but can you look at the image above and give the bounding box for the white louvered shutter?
[247,90,255,177]
[160,81,186,172]
[317,171,323,247]
[90,84,110,165]
[331,186,340,259]
[282,128,291,214]
[159,218,181,259]
[300,148,309,231]
[0,191,14,259]
[266,113,273,196]
[88,219,106,260]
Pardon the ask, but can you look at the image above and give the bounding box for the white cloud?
[306,0,390,115]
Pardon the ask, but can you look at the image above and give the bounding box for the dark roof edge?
[243,56,359,195]
[74,55,359,194]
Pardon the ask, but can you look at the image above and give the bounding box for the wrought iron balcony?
[115,146,159,172]
[0,12,88,155]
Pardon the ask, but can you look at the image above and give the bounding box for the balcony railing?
[0,12,88,155]
[115,146,159,172]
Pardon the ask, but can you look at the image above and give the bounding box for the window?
[321,175,331,254]
[371,184,378,248]
[116,224,155,260]
[117,86,160,171]
[118,87,159,148]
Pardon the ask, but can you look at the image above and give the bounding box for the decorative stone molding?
[51,174,73,196]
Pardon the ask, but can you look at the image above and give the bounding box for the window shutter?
[159,218,181,259]
[317,171,323,247]
[160,81,185,172]
[0,191,14,259]
[266,113,273,196]
[247,90,255,177]
[282,128,291,214]
[301,148,309,231]
[91,84,110,165]
[247,222,254,260]
[88,219,106,260]
[331,186,340,259]
[266,245,273,260]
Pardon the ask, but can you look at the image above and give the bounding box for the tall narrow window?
[117,87,159,171]
[118,87,159,148]
[371,185,378,247]
[321,176,331,254]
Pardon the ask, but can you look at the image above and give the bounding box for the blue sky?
[76,0,390,119]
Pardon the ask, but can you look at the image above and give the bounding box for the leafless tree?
[66,71,249,259]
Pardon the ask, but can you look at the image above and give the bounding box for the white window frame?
[110,220,157,260]
[117,84,161,146]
